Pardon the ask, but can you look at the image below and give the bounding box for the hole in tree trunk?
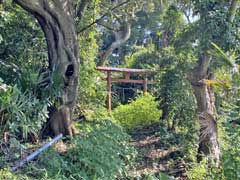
[65,64,74,77]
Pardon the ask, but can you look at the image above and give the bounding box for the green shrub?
[0,81,48,139]
[15,120,136,180]
[0,169,18,180]
[221,143,240,179]
[208,101,240,180]
[158,67,196,131]
[112,93,162,130]
[84,106,110,121]
[138,172,176,180]
[207,122,240,180]
[187,124,240,180]
[18,148,66,180]
[187,159,209,180]
[63,120,136,180]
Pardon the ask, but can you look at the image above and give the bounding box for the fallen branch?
[11,133,63,172]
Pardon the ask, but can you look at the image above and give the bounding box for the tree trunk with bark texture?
[188,53,220,163]
[188,0,239,164]
[14,0,79,136]
[228,0,239,23]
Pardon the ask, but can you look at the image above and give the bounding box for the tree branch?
[13,0,43,15]
[97,21,115,31]
[97,21,131,66]
[77,0,131,33]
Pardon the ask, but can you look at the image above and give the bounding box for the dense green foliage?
[0,3,47,85]
[1,0,240,179]
[77,0,106,111]
[0,80,49,139]
[0,121,136,180]
[113,93,162,130]
[63,121,136,180]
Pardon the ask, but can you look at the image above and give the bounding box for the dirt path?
[129,124,188,179]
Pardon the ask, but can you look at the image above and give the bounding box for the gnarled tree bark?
[14,0,79,136]
[188,53,220,163]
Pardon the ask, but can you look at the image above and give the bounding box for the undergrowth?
[0,120,137,180]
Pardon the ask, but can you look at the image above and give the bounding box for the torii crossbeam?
[96,66,153,112]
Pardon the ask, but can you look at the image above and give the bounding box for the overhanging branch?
[77,0,131,33]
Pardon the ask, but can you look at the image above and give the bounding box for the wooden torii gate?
[96,66,152,112]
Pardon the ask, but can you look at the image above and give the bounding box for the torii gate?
[96,66,153,112]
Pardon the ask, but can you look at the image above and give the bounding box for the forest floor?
[129,123,188,179]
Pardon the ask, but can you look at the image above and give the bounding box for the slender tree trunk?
[14,0,79,136]
[188,53,220,163]
[162,31,169,48]
[228,0,239,23]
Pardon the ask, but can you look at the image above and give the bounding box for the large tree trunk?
[14,0,79,136]
[188,0,239,164]
[188,53,220,164]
